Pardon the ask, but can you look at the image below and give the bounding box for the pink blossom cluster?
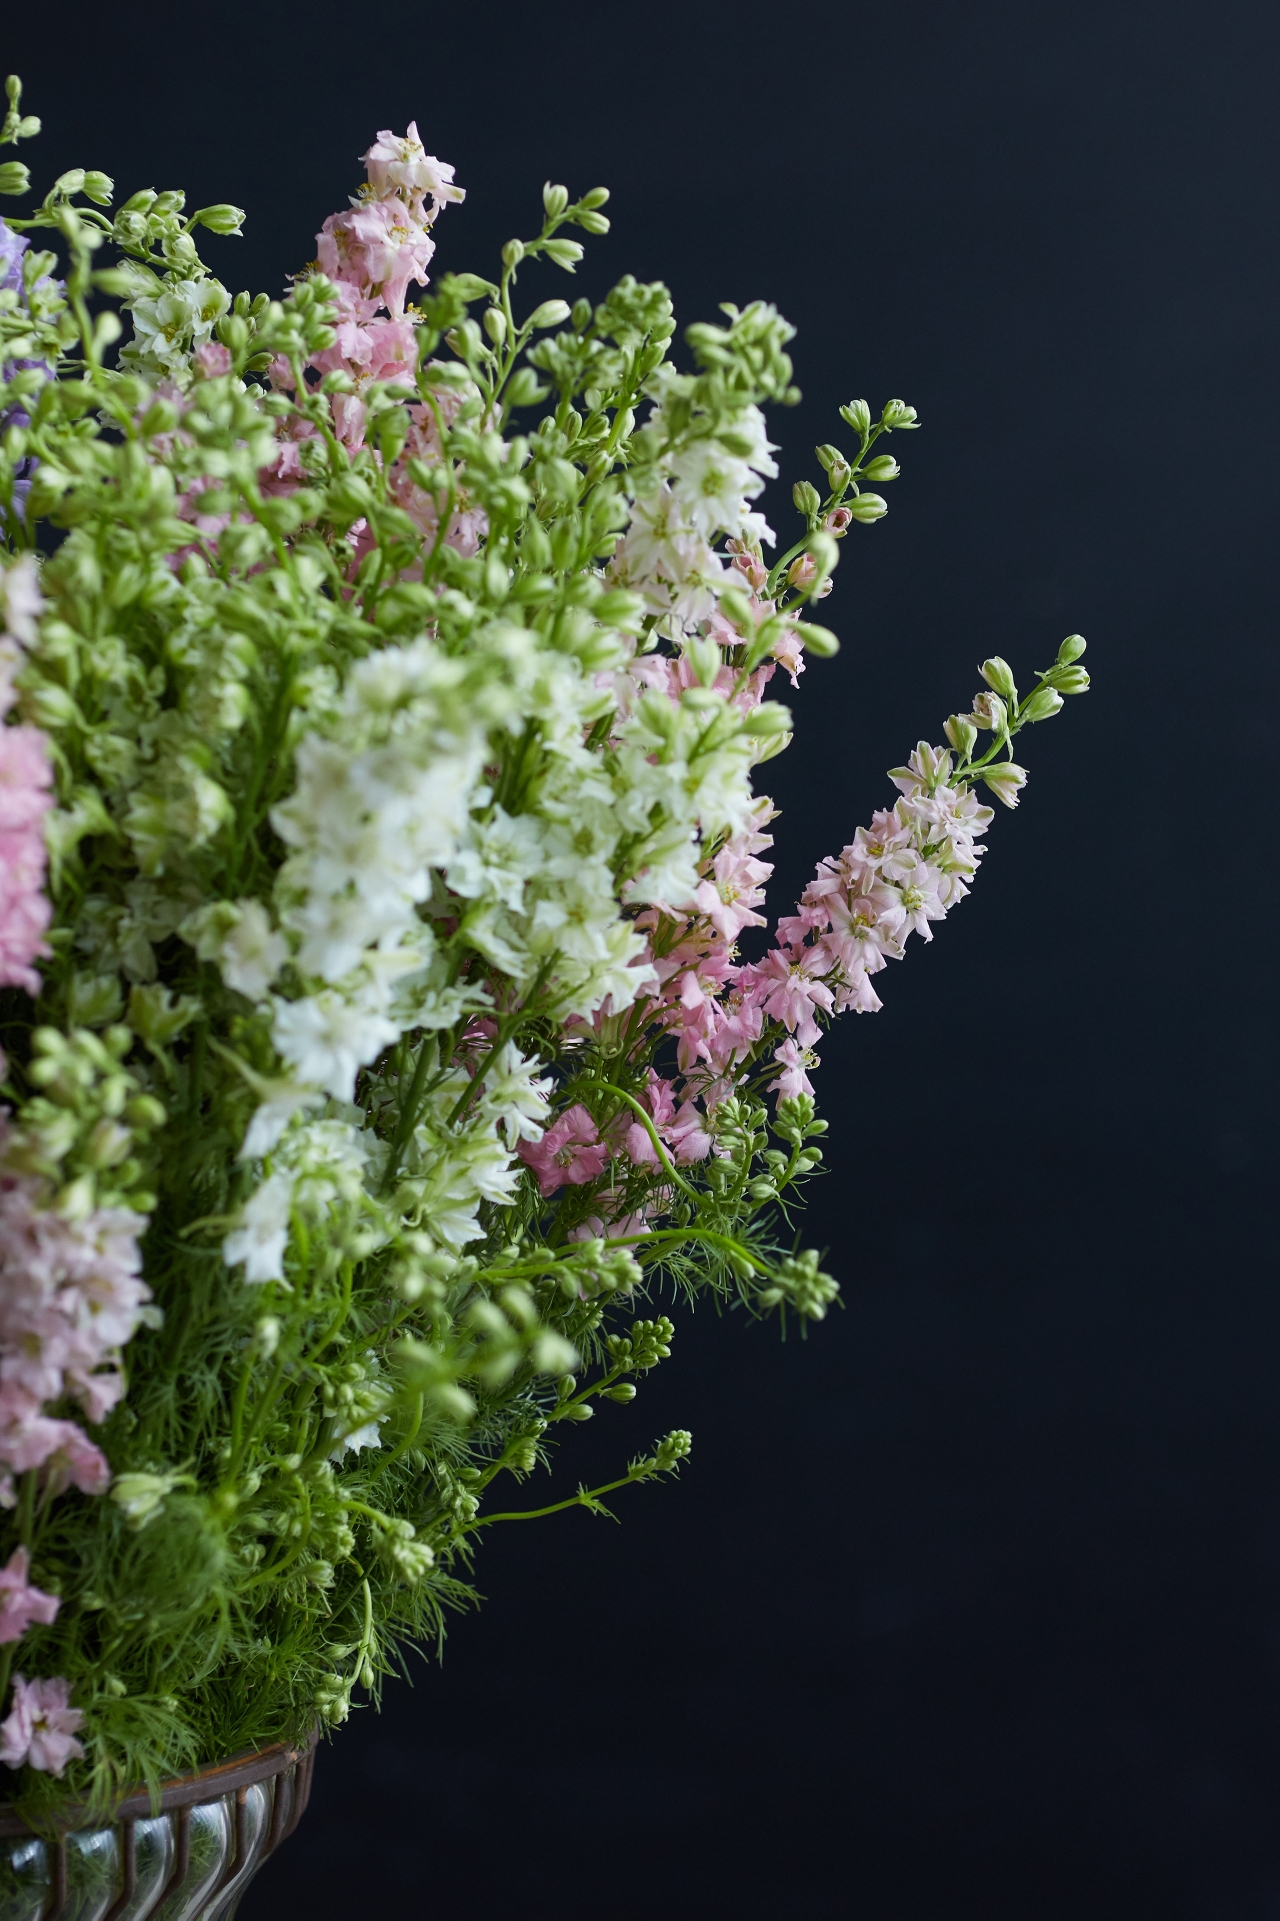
[734,742,994,1098]
[0,1150,150,1508]
[517,1070,715,1199]
[0,1546,58,1644]
[0,556,53,997]
[261,126,485,565]
[0,1673,83,1776]
[518,743,994,1205]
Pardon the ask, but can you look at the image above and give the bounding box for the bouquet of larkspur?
[0,74,1088,1817]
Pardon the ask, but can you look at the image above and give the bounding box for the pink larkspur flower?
[0,1674,83,1775]
[0,722,53,992]
[192,341,232,379]
[362,125,464,208]
[768,1037,818,1100]
[740,946,834,1048]
[518,1105,610,1198]
[0,1547,59,1644]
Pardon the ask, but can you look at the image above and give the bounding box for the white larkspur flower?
[479,1042,553,1146]
[271,990,398,1101]
[239,1079,325,1162]
[668,441,761,539]
[223,1171,295,1283]
[0,554,45,645]
[220,899,289,1001]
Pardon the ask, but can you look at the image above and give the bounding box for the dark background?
[7,0,1279,1912]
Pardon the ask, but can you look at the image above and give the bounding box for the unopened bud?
[1044,662,1090,694]
[979,656,1018,701]
[543,238,584,271]
[191,203,245,234]
[743,702,792,738]
[717,584,756,633]
[1020,686,1064,723]
[483,306,507,347]
[687,636,720,687]
[881,398,919,429]
[846,492,888,523]
[84,1119,131,1169]
[501,239,525,270]
[528,298,571,330]
[794,622,839,658]
[792,480,821,517]
[839,399,871,436]
[542,182,569,219]
[814,442,845,475]
[944,714,978,756]
[255,1315,282,1360]
[861,455,901,482]
[981,762,1028,808]
[1057,633,1087,664]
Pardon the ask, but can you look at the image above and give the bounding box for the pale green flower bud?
[793,480,821,516]
[1043,662,1090,694]
[982,762,1028,808]
[717,584,756,632]
[542,182,570,218]
[1020,686,1064,723]
[814,442,846,475]
[796,622,840,658]
[532,1329,578,1374]
[0,163,29,197]
[881,398,919,429]
[54,168,86,197]
[808,530,839,576]
[543,238,584,271]
[979,656,1018,701]
[82,171,114,206]
[575,210,610,235]
[528,299,571,330]
[743,701,792,737]
[84,1119,132,1169]
[110,1471,183,1530]
[945,714,978,756]
[687,636,720,687]
[190,203,244,234]
[483,306,507,347]
[861,455,901,482]
[255,1315,282,1360]
[1057,633,1087,664]
[846,492,888,523]
[501,239,525,271]
[840,399,871,435]
[578,187,610,209]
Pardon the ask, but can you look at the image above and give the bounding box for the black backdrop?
[6,1,1280,1913]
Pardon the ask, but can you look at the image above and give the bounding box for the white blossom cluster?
[214,385,786,1287]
